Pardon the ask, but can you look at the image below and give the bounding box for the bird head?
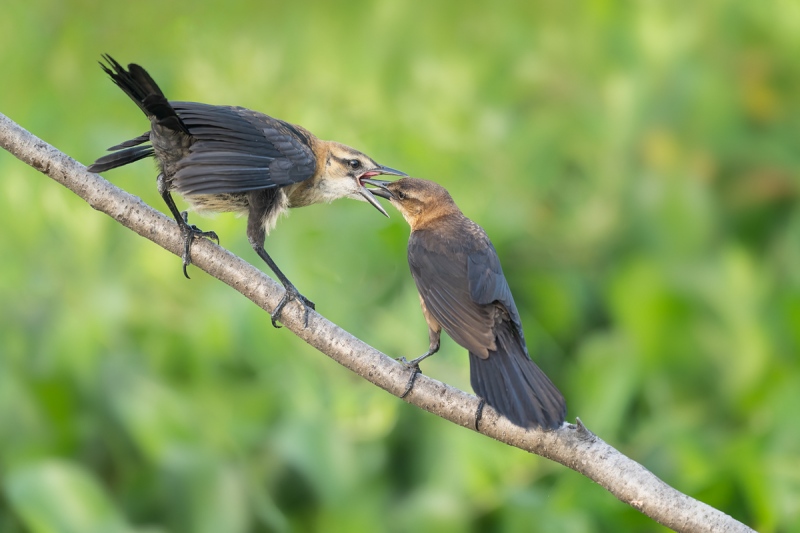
[303,142,406,216]
[361,177,458,229]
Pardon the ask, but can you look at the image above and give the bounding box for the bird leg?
[250,242,315,329]
[397,348,437,370]
[157,173,219,278]
[245,191,315,328]
[397,330,440,398]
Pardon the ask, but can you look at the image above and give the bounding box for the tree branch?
[0,112,754,533]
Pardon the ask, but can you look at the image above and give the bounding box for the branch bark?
[0,112,754,533]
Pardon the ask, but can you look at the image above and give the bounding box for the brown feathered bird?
[365,177,566,429]
[88,55,405,326]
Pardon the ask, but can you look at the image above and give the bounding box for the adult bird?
[364,177,566,429]
[88,55,405,326]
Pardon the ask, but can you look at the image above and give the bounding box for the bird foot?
[397,357,423,398]
[179,211,219,279]
[270,284,315,329]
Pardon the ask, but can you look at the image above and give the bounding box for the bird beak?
[361,178,393,200]
[357,167,404,217]
[362,165,407,178]
[358,186,389,217]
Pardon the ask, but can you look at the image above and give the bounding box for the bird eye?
[396,191,406,200]
[349,159,361,170]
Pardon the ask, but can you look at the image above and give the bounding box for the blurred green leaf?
[4,461,131,533]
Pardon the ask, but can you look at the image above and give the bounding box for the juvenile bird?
[88,55,405,326]
[364,177,566,429]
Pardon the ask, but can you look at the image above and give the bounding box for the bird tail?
[97,54,187,132]
[87,55,190,173]
[87,133,154,172]
[469,324,566,429]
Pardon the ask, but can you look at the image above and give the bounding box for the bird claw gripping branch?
[179,211,219,279]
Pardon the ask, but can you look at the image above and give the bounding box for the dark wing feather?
[408,229,496,356]
[467,239,524,334]
[467,241,512,305]
[170,102,316,195]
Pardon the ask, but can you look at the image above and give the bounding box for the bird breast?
[184,192,250,216]
[286,177,358,207]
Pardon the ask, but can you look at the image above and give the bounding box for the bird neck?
[311,138,334,175]
[284,137,341,207]
[410,207,463,232]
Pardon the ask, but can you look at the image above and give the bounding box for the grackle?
[88,55,405,326]
[365,177,566,429]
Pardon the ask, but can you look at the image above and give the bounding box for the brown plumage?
[87,55,405,326]
[366,177,566,429]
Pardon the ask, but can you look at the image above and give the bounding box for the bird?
[363,177,566,430]
[87,55,405,327]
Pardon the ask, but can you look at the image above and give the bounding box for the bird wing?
[408,230,497,357]
[467,239,522,325]
[466,236,527,346]
[169,102,317,195]
[467,237,518,319]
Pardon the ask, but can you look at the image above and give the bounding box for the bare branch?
[0,112,754,533]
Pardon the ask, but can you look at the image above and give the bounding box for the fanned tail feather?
[98,54,187,133]
[88,55,188,172]
[87,145,155,173]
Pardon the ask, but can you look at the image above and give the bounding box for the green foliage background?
[2,1,800,531]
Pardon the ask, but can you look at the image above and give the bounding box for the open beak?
[361,178,393,200]
[357,166,405,217]
[358,186,389,217]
